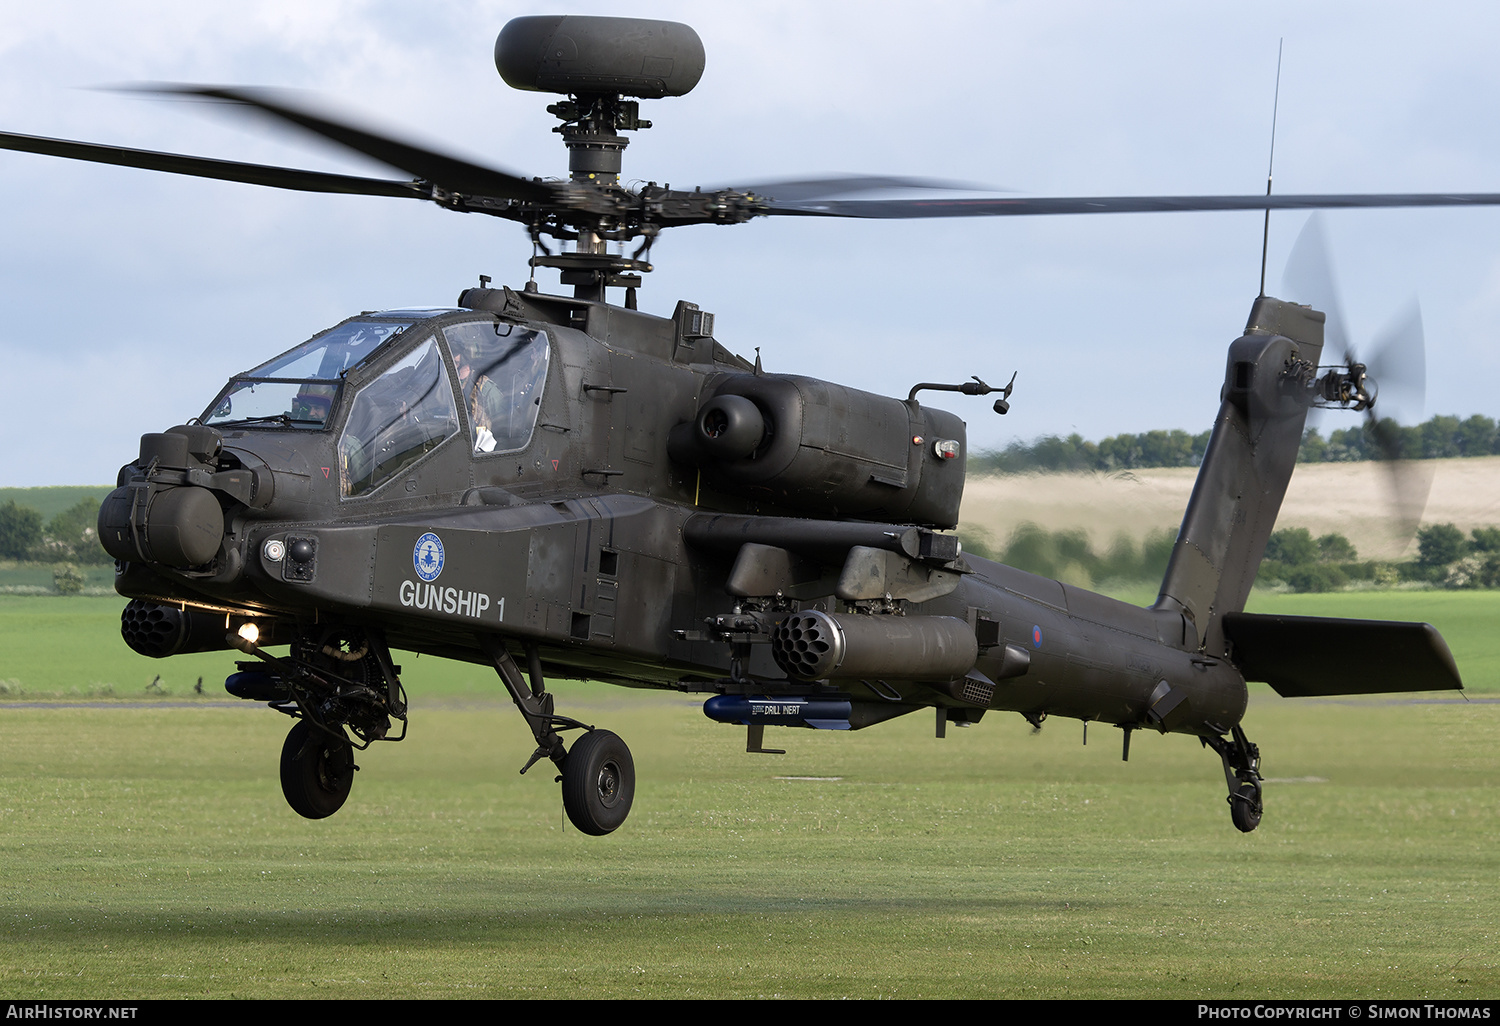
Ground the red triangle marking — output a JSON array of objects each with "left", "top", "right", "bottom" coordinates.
[
  {"left": 321, "top": 468, "right": 330, "bottom": 478},
  {"left": 551, "top": 460, "right": 559, "bottom": 470}
]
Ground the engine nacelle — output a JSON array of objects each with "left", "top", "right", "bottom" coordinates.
[{"left": 670, "top": 374, "right": 968, "bottom": 527}]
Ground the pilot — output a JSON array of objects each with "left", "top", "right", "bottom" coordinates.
[
  {"left": 452, "top": 347, "right": 502, "bottom": 452},
  {"left": 290, "top": 389, "right": 334, "bottom": 425}
]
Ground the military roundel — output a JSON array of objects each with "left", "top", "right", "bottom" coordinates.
[
  {"left": 414, "top": 532, "right": 445, "bottom": 582},
  {"left": 1032, "top": 625, "right": 1043, "bottom": 649}
]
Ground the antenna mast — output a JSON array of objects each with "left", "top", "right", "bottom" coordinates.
[{"left": 1259, "top": 38, "right": 1284, "bottom": 297}]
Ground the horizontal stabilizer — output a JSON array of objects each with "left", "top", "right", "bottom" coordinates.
[{"left": 1222, "top": 612, "right": 1462, "bottom": 697}]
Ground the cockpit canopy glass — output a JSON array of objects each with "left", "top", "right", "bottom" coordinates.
[
  {"left": 444, "top": 321, "right": 550, "bottom": 454},
  {"left": 203, "top": 319, "right": 414, "bottom": 429},
  {"left": 339, "top": 336, "right": 459, "bottom": 497}
]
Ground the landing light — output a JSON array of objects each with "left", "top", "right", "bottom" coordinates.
[{"left": 237, "top": 623, "right": 260, "bottom": 646}]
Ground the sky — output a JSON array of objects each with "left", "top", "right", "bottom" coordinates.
[{"left": 4, "top": 1, "right": 1500, "bottom": 486}]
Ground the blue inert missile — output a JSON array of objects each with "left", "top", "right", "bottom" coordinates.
[
  {"left": 224, "top": 670, "right": 289, "bottom": 701},
  {"left": 703, "top": 695, "right": 852, "bottom": 730}
]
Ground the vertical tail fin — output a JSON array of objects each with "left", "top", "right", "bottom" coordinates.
[{"left": 1155, "top": 296, "right": 1324, "bottom": 655}]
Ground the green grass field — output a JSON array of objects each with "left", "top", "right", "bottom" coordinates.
[
  {"left": 0, "top": 563, "right": 119, "bottom": 599},
  {"left": 1, "top": 589, "right": 1498, "bottom": 998},
  {"left": 5, "top": 587, "right": 1499, "bottom": 698},
  {"left": 1, "top": 692, "right": 1495, "bottom": 998}
]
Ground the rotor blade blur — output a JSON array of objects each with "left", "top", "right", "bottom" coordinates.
[
  {"left": 1279, "top": 217, "right": 1432, "bottom": 552},
  {"left": 761, "top": 192, "right": 1500, "bottom": 218},
  {"left": 1281, "top": 213, "right": 1347, "bottom": 437},
  {"left": 1364, "top": 304, "right": 1430, "bottom": 553},
  {"left": 1281, "top": 213, "right": 1350, "bottom": 361},
  {"left": 1365, "top": 300, "right": 1426, "bottom": 428},
  {"left": 0, "top": 129, "right": 425, "bottom": 198},
  {"left": 1373, "top": 446, "right": 1435, "bottom": 556},
  {"left": 135, "top": 85, "right": 553, "bottom": 204}
]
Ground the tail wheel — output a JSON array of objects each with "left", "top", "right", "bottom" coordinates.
[
  {"left": 1229, "top": 780, "right": 1263, "bottom": 833},
  {"left": 280, "top": 719, "right": 355, "bottom": 820},
  {"left": 560, "top": 729, "right": 635, "bottom": 835}
]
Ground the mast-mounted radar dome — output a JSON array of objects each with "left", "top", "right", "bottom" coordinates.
[{"left": 495, "top": 16, "right": 705, "bottom": 98}]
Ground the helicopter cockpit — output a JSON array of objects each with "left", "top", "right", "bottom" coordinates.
[
  {"left": 444, "top": 319, "right": 550, "bottom": 457},
  {"left": 204, "top": 316, "right": 416, "bottom": 431},
  {"left": 201, "top": 310, "right": 552, "bottom": 500}
]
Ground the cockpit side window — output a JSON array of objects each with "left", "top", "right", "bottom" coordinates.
[
  {"left": 338, "top": 336, "right": 458, "bottom": 497},
  {"left": 443, "top": 320, "right": 551, "bottom": 454}
]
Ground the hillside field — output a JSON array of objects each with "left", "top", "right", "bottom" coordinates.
[{"left": 961, "top": 455, "right": 1500, "bottom": 561}]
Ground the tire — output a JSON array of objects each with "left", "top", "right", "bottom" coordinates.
[
  {"left": 1229, "top": 780, "right": 1262, "bottom": 833},
  {"left": 561, "top": 729, "right": 634, "bottom": 836},
  {"left": 280, "top": 719, "right": 355, "bottom": 820}
]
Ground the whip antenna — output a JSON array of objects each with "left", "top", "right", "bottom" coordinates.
[{"left": 1259, "top": 38, "right": 1284, "bottom": 297}]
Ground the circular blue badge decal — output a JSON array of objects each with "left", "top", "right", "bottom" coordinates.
[
  {"left": 414, "top": 532, "right": 445, "bottom": 582},
  {"left": 1032, "top": 625, "right": 1043, "bottom": 648}
]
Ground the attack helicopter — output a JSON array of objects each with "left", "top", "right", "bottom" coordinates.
[{"left": 0, "top": 15, "right": 1475, "bottom": 835}]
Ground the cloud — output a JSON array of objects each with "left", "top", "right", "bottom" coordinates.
[{"left": 3, "top": 1, "right": 1500, "bottom": 484}]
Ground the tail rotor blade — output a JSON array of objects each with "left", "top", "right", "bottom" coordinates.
[
  {"left": 1282, "top": 218, "right": 1433, "bottom": 556},
  {"left": 1281, "top": 213, "right": 1348, "bottom": 436},
  {"left": 1373, "top": 446, "right": 1435, "bottom": 559},
  {"left": 1364, "top": 300, "right": 1425, "bottom": 429},
  {"left": 1281, "top": 213, "right": 1350, "bottom": 361},
  {"left": 1364, "top": 301, "right": 1431, "bottom": 552}
]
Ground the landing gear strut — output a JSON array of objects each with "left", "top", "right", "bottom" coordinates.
[
  {"left": 481, "top": 636, "right": 636, "bottom": 835},
  {"left": 225, "top": 624, "right": 407, "bottom": 821},
  {"left": 1206, "top": 724, "right": 1263, "bottom": 833}
]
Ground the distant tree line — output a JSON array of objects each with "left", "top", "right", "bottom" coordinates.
[
  {"left": 971, "top": 429, "right": 1212, "bottom": 474},
  {"left": 958, "top": 523, "right": 1178, "bottom": 589},
  {"left": 1297, "top": 414, "right": 1500, "bottom": 462},
  {"left": 963, "top": 520, "right": 1500, "bottom": 593},
  {"left": 971, "top": 414, "right": 1500, "bottom": 474},
  {"left": 0, "top": 498, "right": 111, "bottom": 566},
  {"left": 1258, "top": 523, "right": 1500, "bottom": 591}
]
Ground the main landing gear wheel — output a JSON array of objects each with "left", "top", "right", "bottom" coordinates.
[
  {"left": 280, "top": 718, "right": 356, "bottom": 820},
  {"left": 1206, "top": 725, "right": 1263, "bottom": 833},
  {"left": 561, "top": 729, "right": 634, "bottom": 835},
  {"left": 1229, "top": 780, "right": 1263, "bottom": 833}
]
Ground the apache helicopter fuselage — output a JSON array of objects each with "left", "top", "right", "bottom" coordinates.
[
  {"left": 94, "top": 277, "right": 1462, "bottom": 836},
  {"left": 105, "top": 280, "right": 1226, "bottom": 707},
  {"left": 2, "top": 15, "right": 1472, "bottom": 836}
]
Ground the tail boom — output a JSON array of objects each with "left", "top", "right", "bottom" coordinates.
[{"left": 1156, "top": 296, "right": 1324, "bottom": 656}]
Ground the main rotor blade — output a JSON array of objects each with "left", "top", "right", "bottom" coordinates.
[
  {"left": 0, "top": 129, "right": 425, "bottom": 198},
  {"left": 137, "top": 85, "right": 553, "bottom": 204},
  {"left": 714, "top": 174, "right": 995, "bottom": 203},
  {"left": 762, "top": 192, "right": 1500, "bottom": 218}
]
